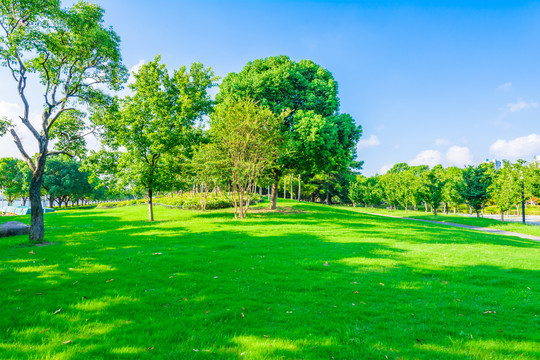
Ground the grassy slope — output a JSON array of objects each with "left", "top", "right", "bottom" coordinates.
[
  {"left": 348, "top": 207, "right": 540, "bottom": 238},
  {"left": 0, "top": 201, "right": 538, "bottom": 360}
]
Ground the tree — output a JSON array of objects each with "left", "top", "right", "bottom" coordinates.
[
  {"left": 489, "top": 161, "right": 520, "bottom": 222},
  {"left": 348, "top": 175, "right": 367, "bottom": 206},
  {"left": 0, "top": 157, "right": 25, "bottom": 204},
  {"left": 42, "top": 156, "right": 92, "bottom": 207},
  {"left": 209, "top": 98, "right": 285, "bottom": 219},
  {"left": 217, "top": 55, "right": 361, "bottom": 209},
  {"left": 421, "top": 165, "right": 446, "bottom": 215},
  {"left": 95, "top": 56, "right": 216, "bottom": 221},
  {"left": 0, "top": 1, "right": 127, "bottom": 242},
  {"left": 442, "top": 166, "right": 463, "bottom": 214},
  {"left": 457, "top": 164, "right": 493, "bottom": 217}
]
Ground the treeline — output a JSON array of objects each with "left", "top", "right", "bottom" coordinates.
[
  {"left": 0, "top": 156, "right": 122, "bottom": 208},
  {"left": 349, "top": 161, "right": 540, "bottom": 221}
]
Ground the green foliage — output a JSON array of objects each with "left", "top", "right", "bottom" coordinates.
[
  {"left": 421, "top": 165, "right": 447, "bottom": 215},
  {"left": 94, "top": 56, "right": 217, "bottom": 221},
  {"left": 209, "top": 98, "right": 283, "bottom": 218},
  {"left": 489, "top": 161, "right": 521, "bottom": 218},
  {"left": 457, "top": 164, "right": 493, "bottom": 217},
  {"left": 0, "top": 157, "right": 26, "bottom": 204},
  {"left": 42, "top": 156, "right": 93, "bottom": 206},
  {"left": 217, "top": 56, "right": 361, "bottom": 200}
]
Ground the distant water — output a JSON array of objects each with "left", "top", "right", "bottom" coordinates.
[{"left": 0, "top": 199, "right": 49, "bottom": 208}]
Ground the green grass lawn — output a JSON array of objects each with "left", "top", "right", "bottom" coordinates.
[
  {"left": 0, "top": 200, "right": 538, "bottom": 359},
  {"left": 349, "top": 206, "right": 540, "bottom": 238}
]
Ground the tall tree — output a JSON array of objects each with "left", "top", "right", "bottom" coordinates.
[
  {"left": 421, "top": 165, "right": 446, "bottom": 215},
  {"left": 209, "top": 98, "right": 285, "bottom": 219},
  {"left": 489, "top": 161, "right": 520, "bottom": 222},
  {"left": 217, "top": 55, "right": 361, "bottom": 209},
  {"left": 0, "top": 0, "right": 127, "bottom": 242},
  {"left": 442, "top": 166, "right": 463, "bottom": 214},
  {"left": 457, "top": 164, "right": 493, "bottom": 217},
  {"left": 95, "top": 56, "right": 216, "bottom": 221}
]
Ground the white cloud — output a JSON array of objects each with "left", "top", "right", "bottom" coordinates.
[
  {"left": 507, "top": 98, "right": 538, "bottom": 112},
  {"left": 434, "top": 138, "right": 450, "bottom": 147},
  {"left": 409, "top": 150, "right": 442, "bottom": 167},
  {"left": 497, "top": 82, "right": 512, "bottom": 91},
  {"left": 489, "top": 133, "right": 540, "bottom": 158},
  {"left": 0, "top": 101, "right": 21, "bottom": 121},
  {"left": 127, "top": 60, "right": 146, "bottom": 84},
  {"left": 446, "top": 146, "right": 473, "bottom": 166},
  {"left": 379, "top": 164, "right": 393, "bottom": 175},
  {"left": 357, "top": 134, "right": 380, "bottom": 150}
]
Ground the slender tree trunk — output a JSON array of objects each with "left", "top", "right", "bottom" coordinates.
[
  {"left": 325, "top": 180, "right": 330, "bottom": 205},
  {"left": 284, "top": 176, "right": 286, "bottom": 199},
  {"left": 148, "top": 187, "right": 154, "bottom": 222},
  {"left": 298, "top": 174, "right": 301, "bottom": 201},
  {"left": 424, "top": 203, "right": 428, "bottom": 212},
  {"left": 270, "top": 172, "right": 279, "bottom": 210},
  {"left": 29, "top": 172, "right": 45, "bottom": 243},
  {"left": 239, "top": 190, "right": 244, "bottom": 219},
  {"left": 454, "top": 207, "right": 456, "bottom": 215},
  {"left": 500, "top": 210, "right": 505, "bottom": 222},
  {"left": 290, "top": 173, "right": 294, "bottom": 200}
]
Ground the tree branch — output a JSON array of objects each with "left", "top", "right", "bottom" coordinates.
[{"left": 9, "top": 128, "right": 35, "bottom": 172}]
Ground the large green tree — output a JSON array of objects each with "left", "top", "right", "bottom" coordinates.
[
  {"left": 489, "top": 161, "right": 521, "bottom": 222},
  {"left": 95, "top": 56, "right": 216, "bottom": 221},
  {"left": 217, "top": 55, "right": 361, "bottom": 209},
  {"left": 209, "top": 98, "right": 284, "bottom": 218},
  {"left": 0, "top": 0, "right": 127, "bottom": 242},
  {"left": 421, "top": 165, "right": 447, "bottom": 215},
  {"left": 0, "top": 157, "right": 26, "bottom": 204},
  {"left": 457, "top": 164, "right": 493, "bottom": 217}
]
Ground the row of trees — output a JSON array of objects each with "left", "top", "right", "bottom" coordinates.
[
  {"left": 0, "top": 156, "right": 119, "bottom": 208},
  {"left": 0, "top": 1, "right": 362, "bottom": 241},
  {"left": 349, "top": 161, "right": 540, "bottom": 221}
]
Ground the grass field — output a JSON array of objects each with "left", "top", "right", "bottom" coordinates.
[
  {"left": 348, "top": 207, "right": 540, "bottom": 238},
  {"left": 0, "top": 200, "right": 538, "bottom": 359}
]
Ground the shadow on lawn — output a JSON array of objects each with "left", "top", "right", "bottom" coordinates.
[{"left": 0, "top": 205, "right": 538, "bottom": 359}]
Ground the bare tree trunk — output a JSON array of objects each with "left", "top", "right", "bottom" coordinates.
[
  {"left": 270, "top": 172, "right": 279, "bottom": 210},
  {"left": 284, "top": 176, "right": 286, "bottom": 199},
  {"left": 29, "top": 170, "right": 46, "bottom": 242},
  {"left": 148, "top": 188, "right": 154, "bottom": 222},
  {"left": 290, "top": 173, "right": 294, "bottom": 200},
  {"left": 424, "top": 203, "right": 428, "bottom": 212},
  {"left": 298, "top": 174, "right": 301, "bottom": 201},
  {"left": 325, "top": 180, "right": 330, "bottom": 205},
  {"left": 239, "top": 190, "right": 244, "bottom": 219},
  {"left": 500, "top": 210, "right": 505, "bottom": 222}
]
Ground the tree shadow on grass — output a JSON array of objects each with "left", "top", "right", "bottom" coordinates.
[{"left": 0, "top": 206, "right": 538, "bottom": 359}]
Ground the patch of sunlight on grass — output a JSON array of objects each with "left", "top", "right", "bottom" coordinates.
[
  {"left": 233, "top": 335, "right": 299, "bottom": 357},
  {"left": 110, "top": 346, "right": 145, "bottom": 354},
  {"left": 4, "top": 259, "right": 34, "bottom": 264},
  {"left": 422, "top": 339, "right": 539, "bottom": 358},
  {"left": 69, "top": 264, "right": 116, "bottom": 274},
  {"left": 394, "top": 281, "right": 424, "bottom": 290},
  {"left": 72, "top": 296, "right": 136, "bottom": 312}
]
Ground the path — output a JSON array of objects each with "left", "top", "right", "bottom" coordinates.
[{"left": 363, "top": 212, "right": 540, "bottom": 242}]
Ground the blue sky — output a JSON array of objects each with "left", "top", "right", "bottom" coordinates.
[{"left": 1, "top": 0, "right": 539, "bottom": 175}]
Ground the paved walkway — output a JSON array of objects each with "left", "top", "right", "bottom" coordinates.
[{"left": 364, "top": 212, "right": 540, "bottom": 242}]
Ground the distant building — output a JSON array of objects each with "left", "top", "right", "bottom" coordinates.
[{"left": 485, "top": 158, "right": 502, "bottom": 171}]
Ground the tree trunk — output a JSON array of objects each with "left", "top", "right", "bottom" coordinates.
[
  {"left": 29, "top": 174, "right": 45, "bottom": 243},
  {"left": 500, "top": 210, "right": 505, "bottom": 222},
  {"left": 298, "top": 174, "right": 301, "bottom": 201},
  {"left": 325, "top": 180, "right": 330, "bottom": 205},
  {"left": 270, "top": 173, "right": 279, "bottom": 210},
  {"left": 424, "top": 203, "right": 428, "bottom": 212},
  {"left": 148, "top": 188, "right": 154, "bottom": 222},
  {"left": 290, "top": 173, "right": 294, "bottom": 200},
  {"left": 283, "top": 176, "right": 286, "bottom": 199}
]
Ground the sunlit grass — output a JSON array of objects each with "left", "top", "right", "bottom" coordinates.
[
  {"left": 349, "top": 206, "right": 540, "bottom": 237},
  {"left": 0, "top": 200, "right": 538, "bottom": 359}
]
